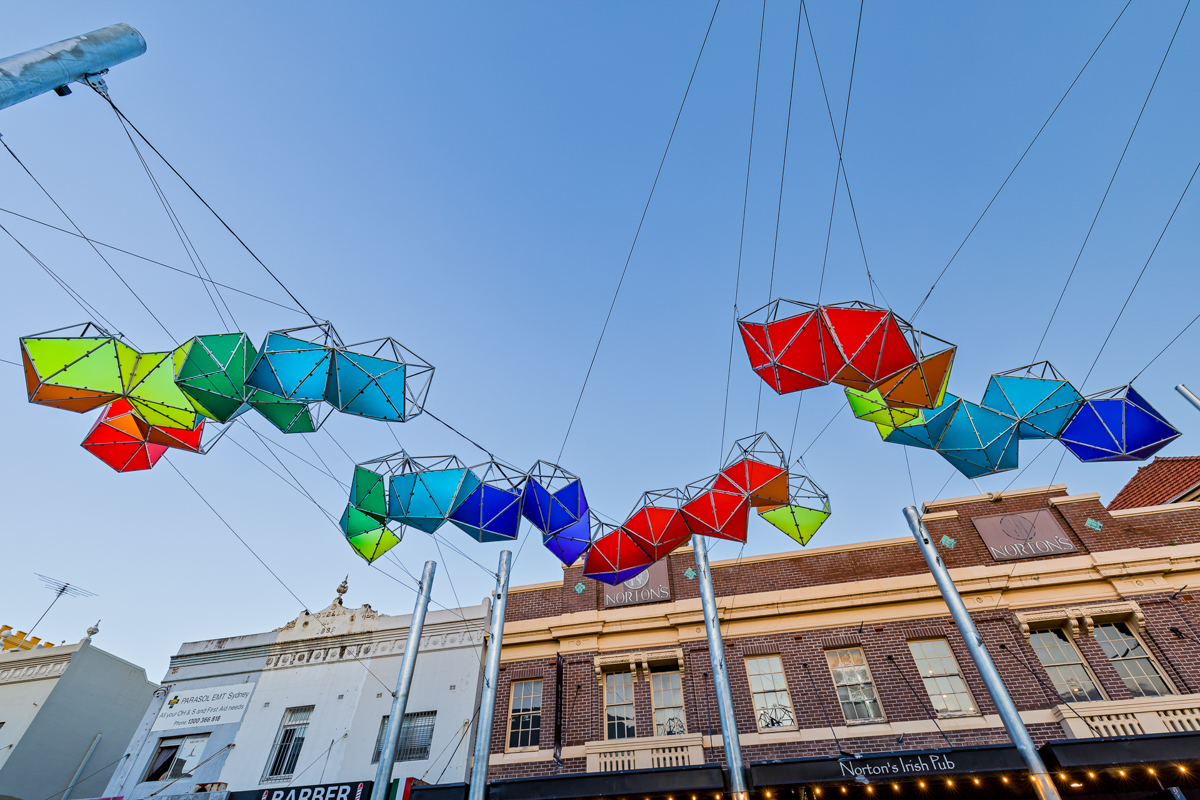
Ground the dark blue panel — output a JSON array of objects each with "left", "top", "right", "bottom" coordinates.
[
  {"left": 1124, "top": 403, "right": 1179, "bottom": 454},
  {"left": 521, "top": 480, "right": 553, "bottom": 532},
  {"left": 1060, "top": 403, "right": 1119, "bottom": 453},
  {"left": 555, "top": 480, "right": 588, "bottom": 518},
  {"left": 546, "top": 496, "right": 581, "bottom": 535}
]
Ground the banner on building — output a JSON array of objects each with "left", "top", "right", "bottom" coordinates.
[
  {"left": 231, "top": 782, "right": 373, "bottom": 800},
  {"left": 151, "top": 683, "right": 254, "bottom": 731}
]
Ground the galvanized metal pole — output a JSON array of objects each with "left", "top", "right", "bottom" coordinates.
[
  {"left": 374, "top": 560, "right": 436, "bottom": 799},
  {"left": 692, "top": 533, "right": 748, "bottom": 799},
  {"left": 1176, "top": 385, "right": 1200, "bottom": 414},
  {"left": 0, "top": 24, "right": 146, "bottom": 112},
  {"left": 902, "top": 507, "right": 1060, "bottom": 800},
  {"left": 467, "top": 550, "right": 511, "bottom": 800}
]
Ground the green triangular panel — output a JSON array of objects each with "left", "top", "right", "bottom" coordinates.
[
  {"left": 759, "top": 504, "right": 830, "bottom": 546},
  {"left": 352, "top": 467, "right": 388, "bottom": 516}
]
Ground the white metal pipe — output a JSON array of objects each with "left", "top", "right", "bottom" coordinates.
[
  {"left": 692, "top": 533, "right": 748, "bottom": 799},
  {"left": 0, "top": 24, "right": 146, "bottom": 112},
  {"left": 61, "top": 732, "right": 101, "bottom": 800},
  {"left": 902, "top": 507, "right": 1060, "bottom": 800},
  {"left": 1175, "top": 384, "right": 1200, "bottom": 414},
  {"left": 467, "top": 550, "right": 511, "bottom": 800},
  {"left": 374, "top": 560, "right": 436, "bottom": 798}
]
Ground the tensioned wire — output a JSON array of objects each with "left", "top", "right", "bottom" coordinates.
[{"left": 908, "top": 0, "right": 1134, "bottom": 323}]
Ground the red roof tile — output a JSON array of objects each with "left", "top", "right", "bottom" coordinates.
[{"left": 1108, "top": 455, "right": 1200, "bottom": 510}]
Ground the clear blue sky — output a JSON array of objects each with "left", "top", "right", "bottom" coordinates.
[{"left": 2, "top": 2, "right": 1197, "bottom": 680}]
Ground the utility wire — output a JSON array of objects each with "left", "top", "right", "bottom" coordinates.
[
  {"left": 3, "top": 138, "right": 176, "bottom": 343},
  {"left": 909, "top": 0, "right": 1134, "bottom": 321},
  {"left": 817, "top": 0, "right": 864, "bottom": 304},
  {"left": 1080, "top": 156, "right": 1200, "bottom": 389},
  {"left": 557, "top": 0, "right": 722, "bottom": 463},
  {"left": 0, "top": 207, "right": 304, "bottom": 314},
  {"left": 1032, "top": 0, "right": 1191, "bottom": 362},
  {"left": 719, "top": 0, "right": 767, "bottom": 466},
  {"left": 94, "top": 92, "right": 323, "bottom": 326}
]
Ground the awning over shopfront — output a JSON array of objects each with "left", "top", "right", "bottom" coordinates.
[
  {"left": 751, "top": 744, "right": 1026, "bottom": 787},
  {"left": 485, "top": 763, "right": 725, "bottom": 800},
  {"left": 1041, "top": 731, "right": 1200, "bottom": 769}
]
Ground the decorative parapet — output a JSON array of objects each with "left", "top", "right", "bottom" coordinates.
[
  {"left": 1014, "top": 600, "right": 1145, "bottom": 639},
  {"left": 584, "top": 733, "right": 704, "bottom": 773},
  {"left": 0, "top": 652, "right": 72, "bottom": 684},
  {"left": 1052, "top": 694, "right": 1200, "bottom": 739},
  {"left": 264, "top": 624, "right": 485, "bottom": 670}
]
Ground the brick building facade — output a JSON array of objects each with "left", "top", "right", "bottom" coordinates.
[{"left": 474, "top": 483, "right": 1200, "bottom": 798}]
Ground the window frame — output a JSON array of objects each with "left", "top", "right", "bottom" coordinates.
[
  {"left": 261, "top": 705, "right": 314, "bottom": 783},
  {"left": 505, "top": 678, "right": 543, "bottom": 752},
  {"left": 744, "top": 654, "right": 797, "bottom": 732},
  {"left": 649, "top": 668, "right": 686, "bottom": 737},
  {"left": 372, "top": 710, "right": 438, "bottom": 763},
  {"left": 1091, "top": 621, "right": 1175, "bottom": 698},
  {"left": 906, "top": 638, "right": 980, "bottom": 718},
  {"left": 141, "top": 734, "right": 210, "bottom": 783},
  {"left": 1027, "top": 626, "right": 1106, "bottom": 704},
  {"left": 824, "top": 646, "right": 886, "bottom": 724},
  {"left": 603, "top": 670, "right": 636, "bottom": 741}
]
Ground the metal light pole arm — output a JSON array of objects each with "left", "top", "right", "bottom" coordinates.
[
  {"left": 691, "top": 533, "right": 748, "bottom": 798},
  {"left": 1176, "top": 385, "right": 1200, "bottom": 414},
  {"left": 374, "top": 560, "right": 437, "bottom": 798},
  {"left": 467, "top": 550, "right": 512, "bottom": 800},
  {"left": 902, "top": 507, "right": 1061, "bottom": 800},
  {"left": 1, "top": 24, "right": 146, "bottom": 112}
]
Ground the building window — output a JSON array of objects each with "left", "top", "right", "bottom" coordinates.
[
  {"left": 508, "top": 679, "right": 542, "bottom": 749},
  {"left": 907, "top": 639, "right": 978, "bottom": 716},
  {"left": 605, "top": 671, "right": 635, "bottom": 740},
  {"left": 372, "top": 711, "right": 437, "bottom": 763},
  {"left": 143, "top": 734, "right": 209, "bottom": 782},
  {"left": 262, "top": 705, "right": 313, "bottom": 781},
  {"left": 1092, "top": 622, "right": 1172, "bottom": 698},
  {"left": 1028, "top": 629, "right": 1103, "bottom": 702},
  {"left": 651, "top": 670, "right": 685, "bottom": 736},
  {"left": 745, "top": 655, "right": 795, "bottom": 730},
  {"left": 826, "top": 648, "right": 884, "bottom": 722}
]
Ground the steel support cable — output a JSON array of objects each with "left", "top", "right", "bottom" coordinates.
[
  {"left": 1080, "top": 156, "right": 1200, "bottom": 388},
  {"left": 719, "top": 0, "right": 768, "bottom": 465},
  {"left": 556, "top": 0, "right": 722, "bottom": 464},
  {"left": 817, "top": 0, "right": 864, "bottom": 305},
  {"left": 3, "top": 139, "right": 176, "bottom": 343},
  {"left": 1031, "top": 0, "right": 1191, "bottom": 363},
  {"left": 0, "top": 221, "right": 120, "bottom": 333},
  {"left": 0, "top": 207, "right": 304, "bottom": 314},
  {"left": 94, "top": 92, "right": 324, "bottom": 327},
  {"left": 801, "top": 3, "right": 886, "bottom": 308},
  {"left": 909, "top": 0, "right": 1134, "bottom": 322},
  {"left": 112, "top": 110, "right": 237, "bottom": 331},
  {"left": 754, "top": 0, "right": 806, "bottom": 432},
  {"left": 165, "top": 457, "right": 309, "bottom": 609}
]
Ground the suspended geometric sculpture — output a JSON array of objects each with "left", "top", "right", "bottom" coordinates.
[
  {"left": 245, "top": 323, "right": 340, "bottom": 402},
  {"left": 821, "top": 302, "right": 917, "bottom": 392},
  {"left": 981, "top": 362, "right": 1082, "bottom": 441},
  {"left": 326, "top": 337, "right": 434, "bottom": 422},
  {"left": 21, "top": 324, "right": 129, "bottom": 413},
  {"left": 715, "top": 432, "right": 789, "bottom": 507},
  {"left": 339, "top": 465, "right": 402, "bottom": 563},
  {"left": 243, "top": 389, "right": 325, "bottom": 434},
  {"left": 583, "top": 513, "right": 654, "bottom": 585},
  {"left": 758, "top": 472, "right": 831, "bottom": 546},
  {"left": 79, "top": 398, "right": 204, "bottom": 472},
  {"left": 930, "top": 397, "right": 1019, "bottom": 479},
  {"left": 522, "top": 461, "right": 591, "bottom": 566},
  {"left": 846, "top": 387, "right": 923, "bottom": 429},
  {"left": 1059, "top": 386, "right": 1180, "bottom": 463},
  {"left": 873, "top": 327, "right": 955, "bottom": 410},
  {"left": 384, "top": 453, "right": 480, "bottom": 534},
  {"left": 448, "top": 460, "right": 526, "bottom": 543},
  {"left": 682, "top": 472, "right": 750, "bottom": 543},
  {"left": 122, "top": 346, "right": 202, "bottom": 429},
  {"left": 621, "top": 488, "right": 693, "bottom": 560},
  {"left": 739, "top": 300, "right": 843, "bottom": 394},
  {"left": 174, "top": 333, "right": 258, "bottom": 423}
]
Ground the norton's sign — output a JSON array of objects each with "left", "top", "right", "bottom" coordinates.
[
  {"left": 750, "top": 745, "right": 1026, "bottom": 785},
  {"left": 603, "top": 560, "right": 670, "bottom": 608},
  {"left": 971, "top": 509, "right": 1077, "bottom": 562}
]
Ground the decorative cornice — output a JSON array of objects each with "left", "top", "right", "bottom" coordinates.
[
  {"left": 1014, "top": 600, "right": 1144, "bottom": 638},
  {"left": 0, "top": 651, "right": 72, "bottom": 685},
  {"left": 1048, "top": 493, "right": 1102, "bottom": 506},
  {"left": 264, "top": 621, "right": 485, "bottom": 670},
  {"left": 1110, "top": 501, "right": 1200, "bottom": 518}
]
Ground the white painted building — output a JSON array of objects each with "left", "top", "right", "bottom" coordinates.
[
  {"left": 0, "top": 628, "right": 158, "bottom": 800},
  {"left": 103, "top": 583, "right": 489, "bottom": 800}
]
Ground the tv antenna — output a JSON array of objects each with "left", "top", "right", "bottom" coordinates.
[{"left": 29, "top": 574, "right": 97, "bottom": 639}]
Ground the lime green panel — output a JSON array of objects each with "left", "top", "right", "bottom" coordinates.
[
  {"left": 24, "top": 338, "right": 125, "bottom": 393},
  {"left": 345, "top": 526, "right": 401, "bottom": 563},
  {"left": 759, "top": 504, "right": 830, "bottom": 546},
  {"left": 847, "top": 387, "right": 921, "bottom": 427},
  {"left": 116, "top": 340, "right": 140, "bottom": 389},
  {"left": 22, "top": 338, "right": 113, "bottom": 383}
]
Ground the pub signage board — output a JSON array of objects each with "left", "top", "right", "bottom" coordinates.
[
  {"left": 231, "top": 781, "right": 373, "bottom": 800},
  {"left": 603, "top": 559, "right": 670, "bottom": 608},
  {"left": 751, "top": 745, "right": 1025, "bottom": 785},
  {"left": 971, "top": 509, "right": 1077, "bottom": 562}
]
